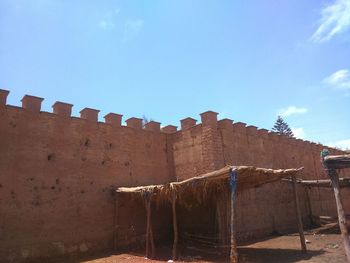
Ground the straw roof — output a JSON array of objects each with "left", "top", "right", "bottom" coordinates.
[
  {"left": 116, "top": 166, "right": 303, "bottom": 202},
  {"left": 324, "top": 154, "right": 350, "bottom": 169}
]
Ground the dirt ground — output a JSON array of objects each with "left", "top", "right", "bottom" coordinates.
[
  {"left": 63, "top": 226, "right": 347, "bottom": 263},
  {"left": 80, "top": 236, "right": 346, "bottom": 262}
]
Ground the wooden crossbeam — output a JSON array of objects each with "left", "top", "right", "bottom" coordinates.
[
  {"left": 282, "top": 178, "right": 350, "bottom": 188},
  {"left": 324, "top": 154, "right": 350, "bottom": 169}
]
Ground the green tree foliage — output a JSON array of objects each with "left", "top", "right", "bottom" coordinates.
[{"left": 272, "top": 116, "right": 294, "bottom": 137}]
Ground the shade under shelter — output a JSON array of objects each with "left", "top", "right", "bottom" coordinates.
[{"left": 115, "top": 165, "right": 306, "bottom": 262}]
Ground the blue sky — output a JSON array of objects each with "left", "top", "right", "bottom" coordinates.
[{"left": 0, "top": 0, "right": 349, "bottom": 149}]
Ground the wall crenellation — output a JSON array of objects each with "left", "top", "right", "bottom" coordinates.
[
  {"left": 218, "top": 118, "right": 233, "bottom": 130},
  {"left": 180, "top": 117, "right": 197, "bottom": 130},
  {"left": 0, "top": 89, "right": 342, "bottom": 152},
  {"left": 0, "top": 89, "right": 10, "bottom": 106},
  {"left": 257, "top": 128, "right": 269, "bottom": 139},
  {"left": 53, "top": 101, "right": 73, "bottom": 117},
  {"left": 144, "top": 121, "right": 161, "bottom": 132},
  {"left": 80, "top": 108, "right": 100, "bottom": 122},
  {"left": 104, "top": 113, "right": 123, "bottom": 126},
  {"left": 161, "top": 125, "right": 177, "bottom": 133},
  {"left": 246, "top": 125, "right": 258, "bottom": 136}
]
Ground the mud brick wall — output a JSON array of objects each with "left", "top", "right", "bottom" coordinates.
[
  {"left": 0, "top": 91, "right": 174, "bottom": 262},
  {"left": 0, "top": 89, "right": 348, "bottom": 262},
  {"left": 171, "top": 112, "right": 347, "bottom": 241}
]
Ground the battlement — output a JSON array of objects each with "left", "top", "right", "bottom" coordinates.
[
  {"left": 0, "top": 89, "right": 10, "bottom": 107},
  {"left": 0, "top": 89, "right": 338, "bottom": 151}
]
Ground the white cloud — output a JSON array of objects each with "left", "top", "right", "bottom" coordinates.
[
  {"left": 98, "top": 20, "right": 115, "bottom": 30},
  {"left": 278, "top": 106, "right": 308, "bottom": 117},
  {"left": 123, "top": 19, "right": 144, "bottom": 42},
  {"left": 311, "top": 0, "right": 350, "bottom": 42},
  {"left": 327, "top": 138, "right": 350, "bottom": 150},
  {"left": 97, "top": 8, "right": 120, "bottom": 30},
  {"left": 323, "top": 69, "right": 350, "bottom": 90},
  {"left": 291, "top": 127, "right": 306, "bottom": 139}
]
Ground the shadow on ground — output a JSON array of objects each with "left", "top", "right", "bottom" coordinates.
[{"left": 237, "top": 247, "right": 324, "bottom": 263}]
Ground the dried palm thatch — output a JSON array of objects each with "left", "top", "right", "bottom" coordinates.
[{"left": 116, "top": 166, "right": 303, "bottom": 204}]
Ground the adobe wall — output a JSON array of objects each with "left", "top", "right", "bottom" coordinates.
[
  {"left": 171, "top": 111, "right": 347, "bottom": 241},
  {"left": 0, "top": 89, "right": 348, "bottom": 262},
  {"left": 0, "top": 91, "right": 174, "bottom": 262}
]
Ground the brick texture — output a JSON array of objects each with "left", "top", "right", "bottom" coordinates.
[{"left": 0, "top": 99, "right": 348, "bottom": 262}]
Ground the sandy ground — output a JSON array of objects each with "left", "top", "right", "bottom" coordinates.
[
  {"left": 53, "top": 225, "right": 347, "bottom": 263},
  {"left": 78, "top": 234, "right": 346, "bottom": 262}
]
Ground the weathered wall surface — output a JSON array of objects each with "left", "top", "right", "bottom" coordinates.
[
  {"left": 0, "top": 89, "right": 348, "bottom": 262},
  {"left": 171, "top": 112, "right": 347, "bottom": 241},
  {"left": 0, "top": 92, "right": 174, "bottom": 262}
]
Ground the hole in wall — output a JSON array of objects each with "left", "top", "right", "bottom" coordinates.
[
  {"left": 47, "top": 153, "right": 55, "bottom": 161},
  {"left": 84, "top": 139, "right": 90, "bottom": 147}
]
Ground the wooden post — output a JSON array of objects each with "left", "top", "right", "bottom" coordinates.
[
  {"left": 172, "top": 190, "right": 178, "bottom": 261},
  {"left": 305, "top": 187, "right": 314, "bottom": 226},
  {"left": 230, "top": 169, "right": 238, "bottom": 263},
  {"left": 145, "top": 195, "right": 152, "bottom": 258},
  {"left": 321, "top": 152, "right": 350, "bottom": 262},
  {"left": 150, "top": 220, "right": 155, "bottom": 258},
  {"left": 113, "top": 192, "right": 119, "bottom": 251},
  {"left": 327, "top": 169, "right": 350, "bottom": 262},
  {"left": 292, "top": 175, "right": 307, "bottom": 253}
]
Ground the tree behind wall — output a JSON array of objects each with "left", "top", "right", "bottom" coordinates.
[
  {"left": 272, "top": 116, "right": 294, "bottom": 137},
  {"left": 142, "top": 115, "right": 153, "bottom": 128}
]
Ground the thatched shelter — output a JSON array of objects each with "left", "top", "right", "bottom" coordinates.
[
  {"left": 114, "top": 165, "right": 305, "bottom": 262},
  {"left": 321, "top": 153, "right": 350, "bottom": 261}
]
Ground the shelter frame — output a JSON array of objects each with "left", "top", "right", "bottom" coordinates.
[
  {"left": 115, "top": 165, "right": 307, "bottom": 262},
  {"left": 321, "top": 153, "right": 350, "bottom": 262}
]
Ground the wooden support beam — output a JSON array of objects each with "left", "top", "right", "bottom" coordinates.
[
  {"left": 230, "top": 169, "right": 238, "bottom": 263},
  {"left": 283, "top": 178, "right": 350, "bottom": 188},
  {"left": 172, "top": 190, "right": 178, "bottom": 261},
  {"left": 292, "top": 175, "right": 307, "bottom": 253},
  {"left": 321, "top": 151, "right": 350, "bottom": 262},
  {"left": 145, "top": 195, "right": 152, "bottom": 258},
  {"left": 150, "top": 216, "right": 155, "bottom": 258},
  {"left": 327, "top": 169, "right": 350, "bottom": 262},
  {"left": 305, "top": 188, "right": 314, "bottom": 226},
  {"left": 113, "top": 192, "right": 119, "bottom": 251}
]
